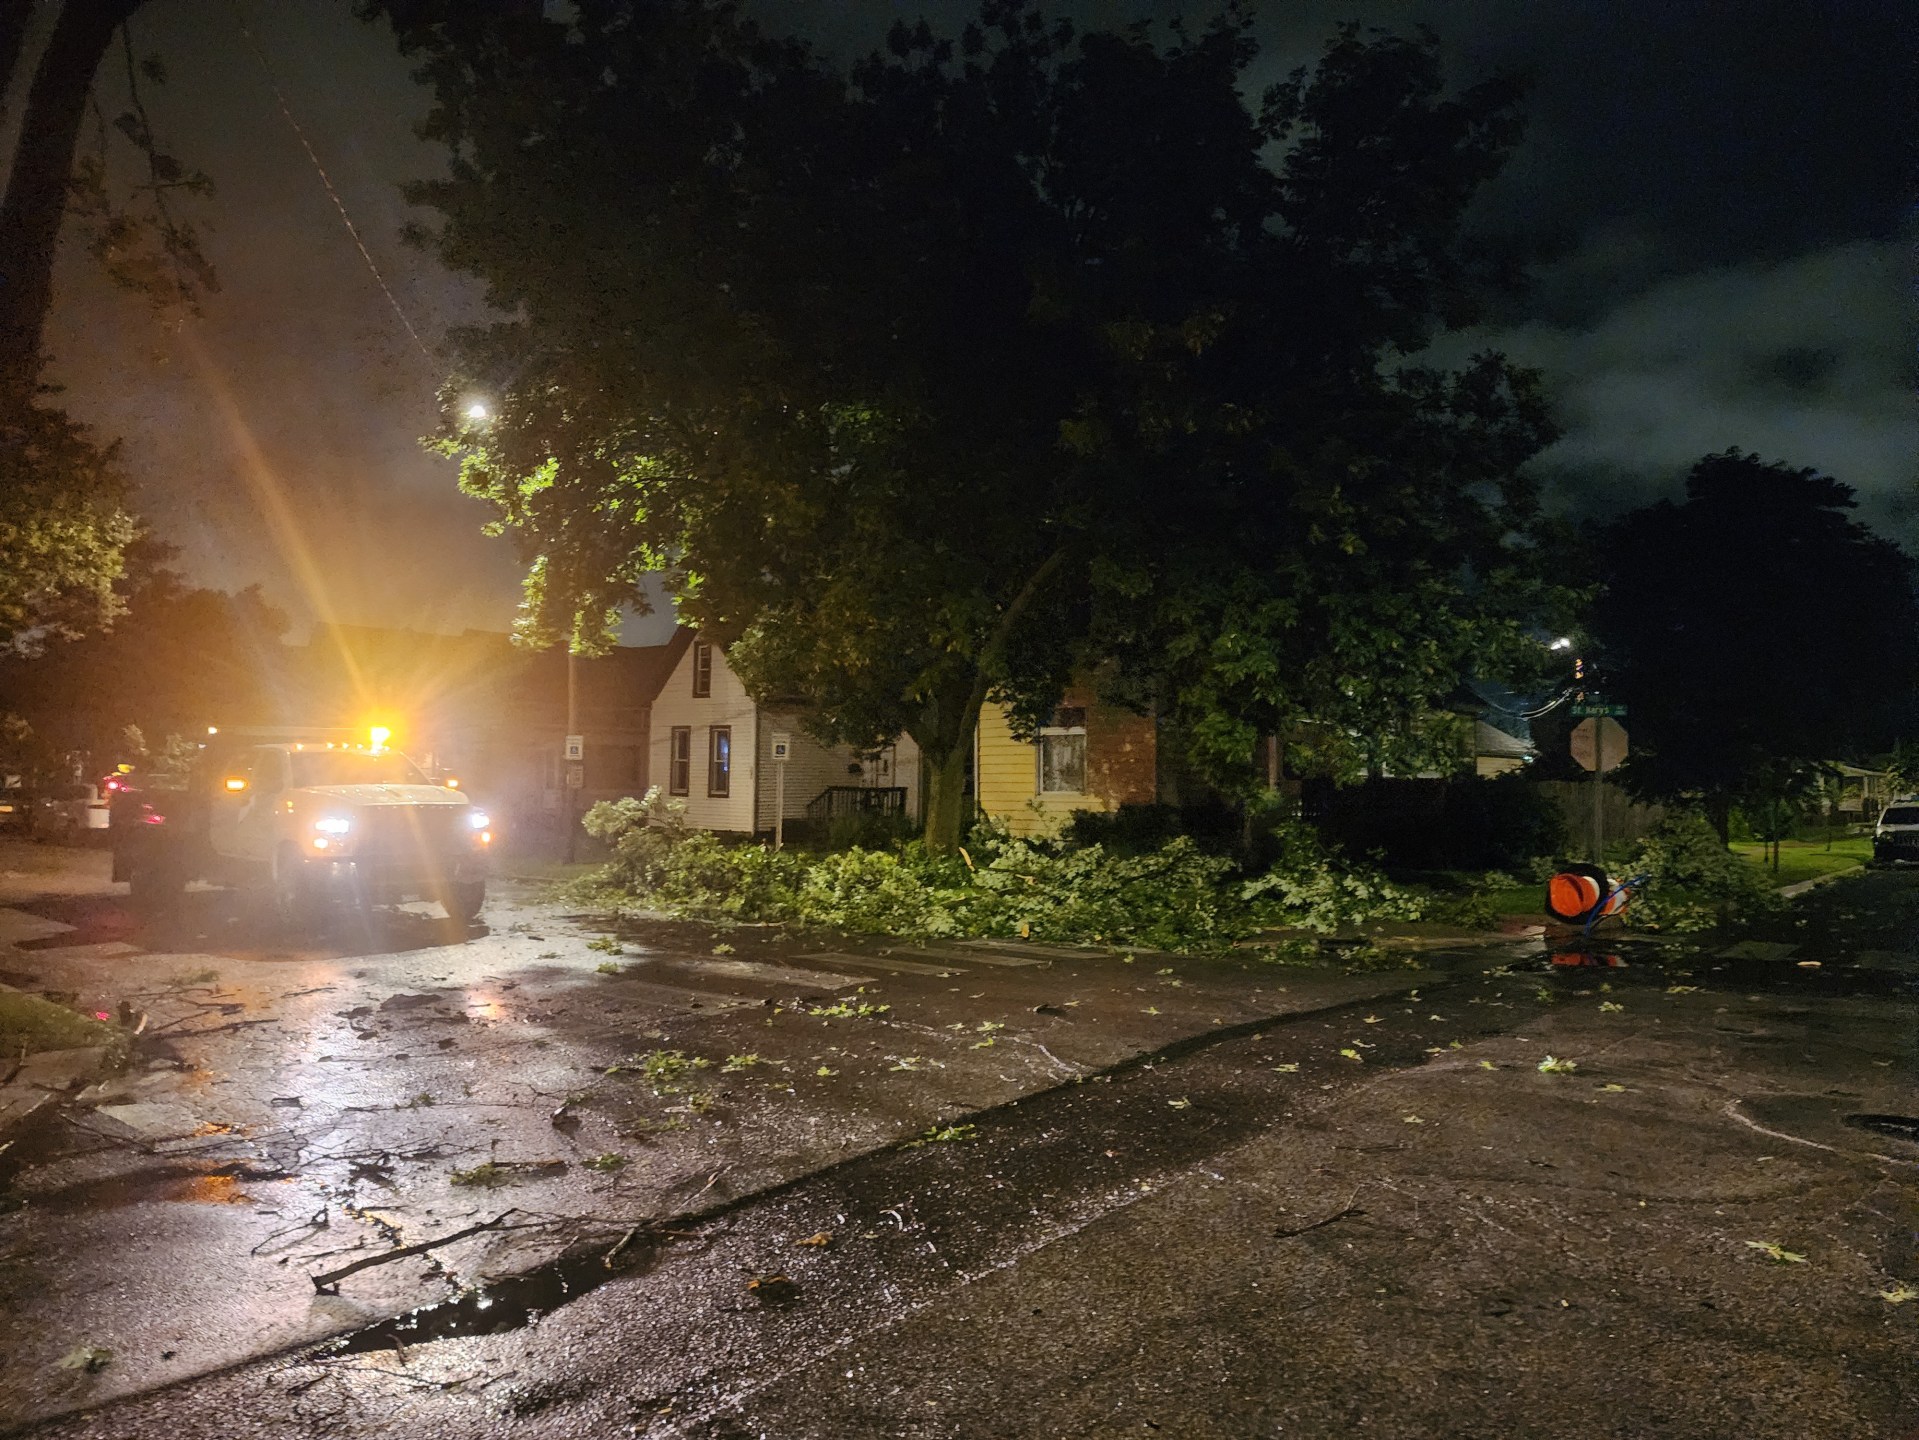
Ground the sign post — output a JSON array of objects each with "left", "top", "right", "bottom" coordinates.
[
  {"left": 770, "top": 733, "right": 791, "bottom": 850},
  {"left": 1571, "top": 710, "right": 1628, "bottom": 865}
]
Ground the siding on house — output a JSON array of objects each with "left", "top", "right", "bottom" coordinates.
[
  {"left": 646, "top": 638, "right": 759, "bottom": 832},
  {"left": 975, "top": 689, "right": 1155, "bottom": 836},
  {"left": 754, "top": 713, "right": 857, "bottom": 824},
  {"left": 647, "top": 636, "right": 925, "bottom": 834},
  {"left": 749, "top": 714, "right": 924, "bottom": 826}
]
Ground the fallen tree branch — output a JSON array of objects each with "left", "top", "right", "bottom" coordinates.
[
  {"left": 1273, "top": 1205, "right": 1366, "bottom": 1240},
  {"left": 310, "top": 1211, "right": 537, "bottom": 1293}
]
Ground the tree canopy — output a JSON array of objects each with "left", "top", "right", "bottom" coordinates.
[
  {"left": 1592, "top": 450, "right": 1919, "bottom": 837},
  {"left": 0, "top": 541, "right": 289, "bottom": 769},
  {"left": 377, "top": 0, "right": 1570, "bottom": 847},
  {"left": 0, "top": 0, "right": 214, "bottom": 652}
]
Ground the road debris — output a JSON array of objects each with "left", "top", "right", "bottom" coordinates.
[
  {"left": 55, "top": 1345, "right": 112, "bottom": 1374},
  {"left": 310, "top": 1211, "right": 531, "bottom": 1293},
  {"left": 747, "top": 1274, "right": 799, "bottom": 1306}
]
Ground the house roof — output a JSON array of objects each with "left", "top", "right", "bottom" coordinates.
[{"left": 1474, "top": 719, "right": 1534, "bottom": 759}]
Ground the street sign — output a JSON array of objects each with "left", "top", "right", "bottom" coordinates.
[
  {"left": 1571, "top": 717, "right": 1627, "bottom": 773},
  {"left": 565, "top": 763, "right": 585, "bottom": 789},
  {"left": 1569, "top": 701, "right": 1627, "bottom": 718},
  {"left": 563, "top": 734, "right": 584, "bottom": 761},
  {"left": 770, "top": 732, "right": 791, "bottom": 762}
]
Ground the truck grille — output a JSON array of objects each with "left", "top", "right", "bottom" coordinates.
[{"left": 354, "top": 807, "right": 466, "bottom": 868}]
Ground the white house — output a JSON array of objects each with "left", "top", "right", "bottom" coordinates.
[{"left": 645, "top": 631, "right": 920, "bottom": 834}]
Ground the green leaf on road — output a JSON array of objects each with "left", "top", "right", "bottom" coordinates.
[{"left": 1744, "top": 1240, "right": 1807, "bottom": 1264}]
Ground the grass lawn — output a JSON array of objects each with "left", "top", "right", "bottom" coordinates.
[
  {"left": 499, "top": 858, "right": 604, "bottom": 886},
  {"left": 1478, "top": 884, "right": 1548, "bottom": 917},
  {"left": 0, "top": 989, "right": 121, "bottom": 1059},
  {"left": 1731, "top": 836, "right": 1871, "bottom": 887}
]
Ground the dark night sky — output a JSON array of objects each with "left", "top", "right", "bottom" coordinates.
[{"left": 13, "top": 0, "right": 1915, "bottom": 642}]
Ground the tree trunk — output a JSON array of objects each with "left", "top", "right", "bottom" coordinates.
[
  {"left": 1704, "top": 793, "right": 1731, "bottom": 847},
  {"left": 0, "top": 0, "right": 147, "bottom": 384},
  {"left": 921, "top": 736, "right": 972, "bottom": 856}
]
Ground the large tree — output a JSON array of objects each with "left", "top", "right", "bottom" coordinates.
[
  {"left": 1, "top": 0, "right": 212, "bottom": 651},
  {"left": 377, "top": 1, "right": 1565, "bottom": 849},
  {"left": 1592, "top": 451, "right": 1919, "bottom": 841}
]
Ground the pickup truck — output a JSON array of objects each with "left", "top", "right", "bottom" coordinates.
[{"left": 111, "top": 733, "right": 491, "bottom": 925}]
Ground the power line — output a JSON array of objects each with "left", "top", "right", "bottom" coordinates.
[{"left": 232, "top": 6, "right": 434, "bottom": 362}]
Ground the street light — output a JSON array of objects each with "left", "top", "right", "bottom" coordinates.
[
  {"left": 1549, "top": 636, "right": 1574, "bottom": 652},
  {"left": 464, "top": 401, "right": 490, "bottom": 422}
]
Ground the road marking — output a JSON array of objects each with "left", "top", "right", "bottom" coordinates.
[
  {"left": 804, "top": 952, "right": 959, "bottom": 977},
  {"left": 587, "top": 978, "right": 761, "bottom": 1013},
  {"left": 645, "top": 956, "right": 866, "bottom": 990},
  {"left": 0, "top": 909, "right": 75, "bottom": 945},
  {"left": 1714, "top": 941, "right": 1800, "bottom": 961},
  {"left": 895, "top": 946, "right": 1049, "bottom": 969},
  {"left": 952, "top": 939, "right": 1090, "bottom": 961}
]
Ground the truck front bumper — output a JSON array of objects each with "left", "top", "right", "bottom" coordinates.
[{"left": 306, "top": 854, "right": 488, "bottom": 904}]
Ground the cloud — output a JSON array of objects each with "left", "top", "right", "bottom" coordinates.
[{"left": 1448, "top": 240, "right": 1917, "bottom": 537}]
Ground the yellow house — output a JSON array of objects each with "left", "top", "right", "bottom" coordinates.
[{"left": 975, "top": 690, "right": 1158, "bottom": 836}]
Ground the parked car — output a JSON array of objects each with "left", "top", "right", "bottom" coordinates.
[
  {"left": 1871, "top": 797, "right": 1919, "bottom": 865},
  {"left": 0, "top": 788, "right": 32, "bottom": 835},
  {"left": 35, "top": 782, "right": 111, "bottom": 843}
]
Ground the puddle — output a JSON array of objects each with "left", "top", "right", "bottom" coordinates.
[
  {"left": 1844, "top": 1114, "right": 1919, "bottom": 1146},
  {"left": 332, "top": 1239, "right": 659, "bottom": 1354},
  {"left": 1522, "top": 941, "right": 1918, "bottom": 999},
  {"left": 9, "top": 1161, "right": 289, "bottom": 1215}
]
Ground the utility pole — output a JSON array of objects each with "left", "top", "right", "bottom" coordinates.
[
  {"left": 1591, "top": 722, "right": 1604, "bottom": 866},
  {"left": 564, "top": 648, "right": 578, "bottom": 863}
]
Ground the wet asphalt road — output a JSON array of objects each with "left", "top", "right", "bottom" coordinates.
[{"left": 1, "top": 843, "right": 1915, "bottom": 1439}]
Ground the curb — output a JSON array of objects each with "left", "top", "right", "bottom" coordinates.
[{"left": 1778, "top": 864, "right": 1866, "bottom": 900}]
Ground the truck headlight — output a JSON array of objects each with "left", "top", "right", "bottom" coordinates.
[
  {"left": 314, "top": 815, "right": 352, "bottom": 835},
  {"left": 467, "top": 811, "right": 491, "bottom": 831}
]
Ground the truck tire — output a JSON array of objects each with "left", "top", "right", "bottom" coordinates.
[
  {"left": 128, "top": 858, "right": 185, "bottom": 914},
  {"left": 271, "top": 844, "right": 324, "bottom": 932},
  {"left": 440, "top": 880, "right": 486, "bottom": 925}
]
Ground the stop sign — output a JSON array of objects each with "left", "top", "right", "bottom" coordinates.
[{"left": 1571, "top": 717, "right": 1627, "bottom": 772}]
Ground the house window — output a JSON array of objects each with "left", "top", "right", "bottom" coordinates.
[
  {"left": 691, "top": 641, "right": 713, "bottom": 698},
  {"left": 668, "top": 727, "right": 691, "bottom": 796},
  {"left": 708, "top": 726, "right": 731, "bottom": 797},
  {"left": 1038, "top": 707, "right": 1087, "bottom": 794}
]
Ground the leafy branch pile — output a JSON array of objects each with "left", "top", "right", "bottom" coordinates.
[
  {"left": 1622, "top": 812, "right": 1786, "bottom": 933},
  {"left": 581, "top": 791, "right": 1433, "bottom": 952}
]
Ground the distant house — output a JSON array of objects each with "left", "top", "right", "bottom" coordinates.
[
  {"left": 1470, "top": 718, "right": 1535, "bottom": 777},
  {"left": 1832, "top": 762, "right": 1893, "bottom": 820},
  {"left": 647, "top": 631, "right": 921, "bottom": 835},
  {"left": 975, "top": 686, "right": 1158, "bottom": 836}
]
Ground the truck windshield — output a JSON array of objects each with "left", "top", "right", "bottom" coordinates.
[
  {"left": 1880, "top": 807, "right": 1919, "bottom": 826},
  {"left": 288, "top": 751, "right": 428, "bottom": 788}
]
